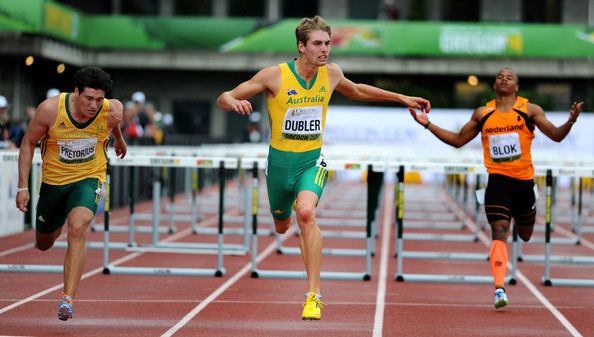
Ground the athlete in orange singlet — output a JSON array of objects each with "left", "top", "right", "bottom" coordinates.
[{"left": 411, "top": 67, "right": 583, "bottom": 309}]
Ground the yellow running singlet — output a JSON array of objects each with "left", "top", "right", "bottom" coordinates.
[
  {"left": 40, "top": 93, "right": 110, "bottom": 185},
  {"left": 267, "top": 60, "right": 332, "bottom": 153}
]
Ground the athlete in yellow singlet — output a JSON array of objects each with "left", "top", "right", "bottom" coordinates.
[
  {"left": 411, "top": 67, "right": 583, "bottom": 310},
  {"left": 16, "top": 67, "right": 127, "bottom": 321},
  {"left": 218, "top": 16, "right": 431, "bottom": 320}
]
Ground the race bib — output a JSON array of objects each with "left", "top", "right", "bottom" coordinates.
[
  {"left": 488, "top": 133, "right": 521, "bottom": 163},
  {"left": 58, "top": 138, "right": 97, "bottom": 164},
  {"left": 282, "top": 106, "right": 323, "bottom": 141}
]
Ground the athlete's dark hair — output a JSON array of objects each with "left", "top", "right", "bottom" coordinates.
[{"left": 74, "top": 67, "right": 113, "bottom": 96}]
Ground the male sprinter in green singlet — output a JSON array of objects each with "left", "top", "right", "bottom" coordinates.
[
  {"left": 218, "top": 16, "right": 430, "bottom": 320},
  {"left": 16, "top": 67, "right": 127, "bottom": 321}
]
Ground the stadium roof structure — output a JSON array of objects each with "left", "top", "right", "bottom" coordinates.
[{"left": 1, "top": 0, "right": 593, "bottom": 77}]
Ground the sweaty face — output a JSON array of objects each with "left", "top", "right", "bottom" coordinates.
[
  {"left": 493, "top": 69, "right": 519, "bottom": 95},
  {"left": 75, "top": 87, "right": 106, "bottom": 118},
  {"left": 299, "top": 30, "right": 331, "bottom": 66}
]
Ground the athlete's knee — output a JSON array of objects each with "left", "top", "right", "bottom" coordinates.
[
  {"left": 67, "top": 221, "right": 90, "bottom": 241},
  {"left": 515, "top": 214, "right": 535, "bottom": 242},
  {"left": 274, "top": 219, "right": 291, "bottom": 234},
  {"left": 490, "top": 221, "right": 510, "bottom": 241},
  {"left": 295, "top": 203, "right": 316, "bottom": 225},
  {"left": 35, "top": 240, "right": 54, "bottom": 251},
  {"left": 35, "top": 229, "right": 60, "bottom": 251},
  {"left": 35, "top": 235, "right": 56, "bottom": 251},
  {"left": 517, "top": 224, "right": 534, "bottom": 242}
]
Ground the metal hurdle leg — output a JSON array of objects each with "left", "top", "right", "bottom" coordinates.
[
  {"left": 251, "top": 161, "right": 373, "bottom": 281},
  {"left": 275, "top": 166, "right": 378, "bottom": 258},
  {"left": 0, "top": 161, "right": 60, "bottom": 274},
  {"left": 541, "top": 170, "right": 594, "bottom": 287},
  {"left": 395, "top": 165, "right": 515, "bottom": 285},
  {"left": 575, "top": 177, "right": 583, "bottom": 242},
  {"left": 103, "top": 159, "right": 230, "bottom": 277}
]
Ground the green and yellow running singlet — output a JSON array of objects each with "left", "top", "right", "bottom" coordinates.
[
  {"left": 267, "top": 60, "right": 332, "bottom": 154},
  {"left": 40, "top": 93, "right": 110, "bottom": 185}
]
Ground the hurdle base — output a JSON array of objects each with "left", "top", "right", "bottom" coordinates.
[
  {"left": 542, "top": 277, "right": 594, "bottom": 287},
  {"left": 395, "top": 273, "right": 514, "bottom": 284},
  {"left": 278, "top": 246, "right": 368, "bottom": 257},
  {"left": 0, "top": 264, "right": 63, "bottom": 273},
  {"left": 105, "top": 265, "right": 226, "bottom": 277},
  {"left": 253, "top": 269, "right": 369, "bottom": 281}
]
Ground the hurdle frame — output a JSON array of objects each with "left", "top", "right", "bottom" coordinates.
[
  {"left": 394, "top": 164, "right": 518, "bottom": 285},
  {"left": 101, "top": 155, "right": 238, "bottom": 277},
  {"left": 248, "top": 159, "right": 377, "bottom": 281}
]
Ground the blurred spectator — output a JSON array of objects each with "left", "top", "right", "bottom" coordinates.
[
  {"left": 0, "top": 95, "right": 16, "bottom": 148},
  {"left": 46, "top": 88, "right": 60, "bottom": 99},
  {"left": 10, "top": 106, "right": 35, "bottom": 147},
  {"left": 143, "top": 103, "right": 164, "bottom": 145},
  {"left": 131, "top": 91, "right": 150, "bottom": 130},
  {"left": 380, "top": 0, "right": 400, "bottom": 20},
  {"left": 123, "top": 100, "right": 144, "bottom": 143},
  {"left": 245, "top": 111, "right": 262, "bottom": 143}
]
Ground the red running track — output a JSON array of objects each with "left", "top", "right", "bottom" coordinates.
[{"left": 1, "top": 181, "right": 593, "bottom": 337}]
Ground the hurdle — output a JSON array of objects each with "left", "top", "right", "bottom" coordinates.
[
  {"left": 520, "top": 174, "right": 581, "bottom": 246},
  {"left": 269, "top": 159, "right": 383, "bottom": 258},
  {"left": 248, "top": 159, "right": 376, "bottom": 281},
  {"left": 0, "top": 152, "right": 64, "bottom": 274},
  {"left": 392, "top": 164, "right": 483, "bottom": 244},
  {"left": 394, "top": 164, "right": 519, "bottom": 285},
  {"left": 515, "top": 168, "right": 594, "bottom": 263},
  {"left": 102, "top": 155, "right": 238, "bottom": 277},
  {"left": 540, "top": 168, "right": 594, "bottom": 287}
]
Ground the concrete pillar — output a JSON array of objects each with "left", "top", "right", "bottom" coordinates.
[
  {"left": 111, "top": 0, "right": 121, "bottom": 14},
  {"left": 589, "top": 0, "right": 594, "bottom": 26},
  {"left": 394, "top": 0, "right": 410, "bottom": 20},
  {"left": 481, "top": 0, "right": 521, "bottom": 22},
  {"left": 159, "top": 0, "right": 174, "bottom": 16},
  {"left": 213, "top": 0, "right": 228, "bottom": 17},
  {"left": 12, "top": 62, "right": 22, "bottom": 122},
  {"left": 210, "top": 97, "right": 225, "bottom": 138},
  {"left": 379, "top": 0, "right": 409, "bottom": 20},
  {"left": 562, "top": 0, "right": 588, "bottom": 24},
  {"left": 426, "top": 0, "right": 442, "bottom": 20},
  {"left": 266, "top": 0, "right": 281, "bottom": 22},
  {"left": 319, "top": 0, "right": 348, "bottom": 19}
]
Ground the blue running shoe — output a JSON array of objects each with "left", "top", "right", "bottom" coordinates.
[
  {"left": 57, "top": 296, "right": 74, "bottom": 321},
  {"left": 494, "top": 288, "right": 508, "bottom": 309}
]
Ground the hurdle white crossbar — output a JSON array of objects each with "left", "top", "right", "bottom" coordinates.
[
  {"left": 393, "top": 164, "right": 519, "bottom": 285},
  {"left": 540, "top": 169, "right": 594, "bottom": 287},
  {"left": 0, "top": 152, "right": 63, "bottom": 274},
  {"left": 247, "top": 159, "right": 377, "bottom": 281},
  {"left": 102, "top": 156, "right": 238, "bottom": 277}
]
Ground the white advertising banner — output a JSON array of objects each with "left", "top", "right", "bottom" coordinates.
[
  {"left": 0, "top": 159, "right": 24, "bottom": 236},
  {"left": 324, "top": 105, "right": 594, "bottom": 165}
]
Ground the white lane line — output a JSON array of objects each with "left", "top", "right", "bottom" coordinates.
[
  {"left": 554, "top": 225, "right": 594, "bottom": 251},
  {"left": 0, "top": 212, "right": 131, "bottom": 257},
  {"left": 0, "top": 234, "right": 67, "bottom": 257},
  {"left": 160, "top": 228, "right": 294, "bottom": 337},
  {"left": 446, "top": 194, "right": 583, "bottom": 337},
  {"left": 0, "top": 251, "right": 141, "bottom": 315},
  {"left": 515, "top": 272, "right": 583, "bottom": 337},
  {"left": 0, "top": 243, "right": 34, "bottom": 257},
  {"left": 372, "top": 185, "right": 393, "bottom": 337},
  {"left": 0, "top": 217, "right": 201, "bottom": 315}
]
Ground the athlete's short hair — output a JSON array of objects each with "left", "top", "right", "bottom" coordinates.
[
  {"left": 497, "top": 67, "right": 519, "bottom": 85},
  {"left": 74, "top": 67, "right": 113, "bottom": 96},
  {"left": 295, "top": 16, "right": 331, "bottom": 47}
]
